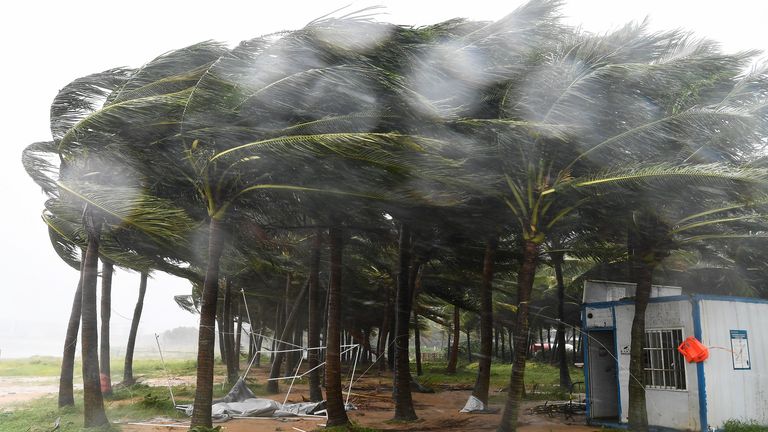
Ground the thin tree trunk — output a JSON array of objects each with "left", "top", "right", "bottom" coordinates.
[
  {"left": 552, "top": 254, "right": 572, "bottom": 390},
  {"left": 217, "top": 314, "right": 227, "bottom": 365},
  {"left": 267, "top": 278, "right": 309, "bottom": 393},
  {"left": 377, "top": 288, "right": 391, "bottom": 372},
  {"left": 466, "top": 331, "right": 472, "bottom": 363},
  {"left": 256, "top": 330, "right": 263, "bottom": 367},
  {"left": 501, "top": 326, "right": 506, "bottom": 363},
  {"left": 546, "top": 328, "right": 552, "bottom": 362},
  {"left": 308, "top": 230, "right": 323, "bottom": 401},
  {"left": 497, "top": 240, "right": 539, "bottom": 432},
  {"left": 628, "top": 262, "right": 655, "bottom": 431},
  {"left": 393, "top": 223, "right": 417, "bottom": 420},
  {"left": 270, "top": 308, "right": 280, "bottom": 365},
  {"left": 235, "top": 306, "right": 242, "bottom": 374},
  {"left": 99, "top": 260, "right": 113, "bottom": 396},
  {"left": 123, "top": 272, "right": 148, "bottom": 385},
  {"left": 81, "top": 216, "right": 108, "bottom": 427},
  {"left": 472, "top": 236, "right": 497, "bottom": 405},
  {"left": 59, "top": 253, "right": 85, "bottom": 408},
  {"left": 223, "top": 279, "right": 238, "bottom": 384},
  {"left": 446, "top": 305, "right": 460, "bottom": 373},
  {"left": 413, "top": 314, "right": 422, "bottom": 376},
  {"left": 191, "top": 218, "right": 226, "bottom": 428},
  {"left": 387, "top": 296, "right": 396, "bottom": 371},
  {"left": 325, "top": 225, "right": 349, "bottom": 427}
]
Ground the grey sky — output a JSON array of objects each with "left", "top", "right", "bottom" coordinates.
[{"left": 1, "top": 0, "right": 766, "bottom": 358}]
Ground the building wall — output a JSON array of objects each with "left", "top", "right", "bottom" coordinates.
[
  {"left": 699, "top": 299, "right": 768, "bottom": 429},
  {"left": 613, "top": 300, "right": 701, "bottom": 431}
]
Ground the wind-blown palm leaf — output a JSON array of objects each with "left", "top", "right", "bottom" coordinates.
[
  {"left": 552, "top": 163, "right": 768, "bottom": 195},
  {"left": 50, "top": 68, "right": 133, "bottom": 144},
  {"left": 22, "top": 141, "right": 59, "bottom": 196},
  {"left": 56, "top": 181, "right": 195, "bottom": 243}
]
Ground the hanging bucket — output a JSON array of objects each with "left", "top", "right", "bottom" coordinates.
[{"left": 678, "top": 336, "right": 709, "bottom": 363}]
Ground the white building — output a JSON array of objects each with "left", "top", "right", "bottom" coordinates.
[{"left": 582, "top": 280, "right": 768, "bottom": 431}]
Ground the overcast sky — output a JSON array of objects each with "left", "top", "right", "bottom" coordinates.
[{"left": 1, "top": 0, "right": 766, "bottom": 358}]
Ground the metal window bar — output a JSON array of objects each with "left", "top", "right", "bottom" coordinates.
[{"left": 643, "top": 329, "right": 686, "bottom": 390}]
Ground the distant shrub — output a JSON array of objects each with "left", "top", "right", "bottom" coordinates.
[
  {"left": 722, "top": 419, "right": 768, "bottom": 432},
  {"left": 139, "top": 392, "right": 172, "bottom": 409}
]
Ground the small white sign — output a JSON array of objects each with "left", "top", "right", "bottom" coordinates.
[{"left": 730, "top": 330, "right": 750, "bottom": 370}]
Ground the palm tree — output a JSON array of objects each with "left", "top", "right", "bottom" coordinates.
[
  {"left": 99, "top": 259, "right": 114, "bottom": 395},
  {"left": 123, "top": 272, "right": 149, "bottom": 385}
]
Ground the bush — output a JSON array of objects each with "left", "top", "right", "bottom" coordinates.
[{"left": 722, "top": 419, "right": 768, "bottom": 432}]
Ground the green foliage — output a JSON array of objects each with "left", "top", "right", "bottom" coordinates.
[
  {"left": 139, "top": 392, "right": 173, "bottom": 409},
  {"left": 723, "top": 420, "right": 768, "bottom": 432},
  {"left": 0, "top": 357, "right": 197, "bottom": 378},
  {"left": 419, "top": 360, "right": 579, "bottom": 399},
  {"left": 0, "top": 356, "right": 62, "bottom": 376}
]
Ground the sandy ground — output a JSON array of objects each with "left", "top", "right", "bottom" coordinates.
[
  {"left": 1, "top": 368, "right": 597, "bottom": 431},
  {"left": 115, "top": 368, "right": 596, "bottom": 432},
  {"left": 0, "top": 376, "right": 82, "bottom": 408}
]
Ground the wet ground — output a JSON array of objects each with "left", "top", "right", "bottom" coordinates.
[{"left": 1, "top": 369, "right": 597, "bottom": 431}]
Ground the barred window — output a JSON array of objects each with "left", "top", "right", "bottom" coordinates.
[{"left": 644, "top": 329, "right": 686, "bottom": 390}]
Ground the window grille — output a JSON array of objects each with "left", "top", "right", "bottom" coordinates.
[{"left": 643, "top": 329, "right": 686, "bottom": 390}]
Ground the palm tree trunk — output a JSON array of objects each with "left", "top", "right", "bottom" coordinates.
[
  {"left": 123, "top": 272, "right": 148, "bottom": 385},
  {"left": 235, "top": 306, "right": 242, "bottom": 374},
  {"left": 256, "top": 329, "right": 263, "bottom": 367},
  {"left": 392, "top": 223, "right": 417, "bottom": 421},
  {"left": 497, "top": 240, "right": 539, "bottom": 432},
  {"left": 628, "top": 261, "right": 655, "bottom": 431},
  {"left": 81, "top": 216, "right": 108, "bottom": 427},
  {"left": 191, "top": 218, "right": 226, "bottom": 428},
  {"left": 446, "top": 305, "right": 460, "bottom": 373},
  {"left": 466, "top": 330, "right": 472, "bottom": 363},
  {"left": 223, "top": 279, "right": 238, "bottom": 385},
  {"left": 325, "top": 225, "right": 349, "bottom": 427},
  {"left": 472, "top": 235, "right": 497, "bottom": 405},
  {"left": 217, "top": 311, "right": 227, "bottom": 365},
  {"left": 413, "top": 314, "right": 422, "bottom": 376},
  {"left": 552, "top": 254, "right": 572, "bottom": 390},
  {"left": 387, "top": 298, "right": 396, "bottom": 371},
  {"left": 308, "top": 230, "right": 324, "bottom": 402},
  {"left": 99, "top": 260, "right": 113, "bottom": 396},
  {"left": 267, "top": 278, "right": 309, "bottom": 393},
  {"left": 59, "top": 253, "right": 84, "bottom": 408},
  {"left": 377, "top": 288, "right": 391, "bottom": 372},
  {"left": 501, "top": 327, "right": 506, "bottom": 363}
]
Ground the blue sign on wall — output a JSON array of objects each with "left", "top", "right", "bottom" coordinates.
[{"left": 730, "top": 330, "right": 750, "bottom": 370}]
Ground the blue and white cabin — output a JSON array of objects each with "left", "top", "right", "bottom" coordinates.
[{"left": 582, "top": 280, "right": 768, "bottom": 431}]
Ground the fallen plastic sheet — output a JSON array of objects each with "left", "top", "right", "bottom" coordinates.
[{"left": 460, "top": 395, "right": 499, "bottom": 414}]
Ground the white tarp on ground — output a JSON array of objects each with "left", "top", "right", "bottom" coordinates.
[
  {"left": 460, "top": 395, "right": 486, "bottom": 413},
  {"left": 460, "top": 395, "right": 499, "bottom": 413},
  {"left": 179, "top": 398, "right": 326, "bottom": 421},
  {"left": 177, "top": 379, "right": 327, "bottom": 421}
]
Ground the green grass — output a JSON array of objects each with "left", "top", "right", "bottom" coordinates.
[
  {"left": 418, "top": 360, "right": 581, "bottom": 400},
  {"left": 722, "top": 420, "right": 768, "bottom": 432},
  {"left": 0, "top": 356, "right": 198, "bottom": 379},
  {"left": 0, "top": 380, "right": 251, "bottom": 432}
]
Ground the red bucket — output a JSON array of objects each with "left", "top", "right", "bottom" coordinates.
[{"left": 678, "top": 336, "right": 709, "bottom": 363}]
